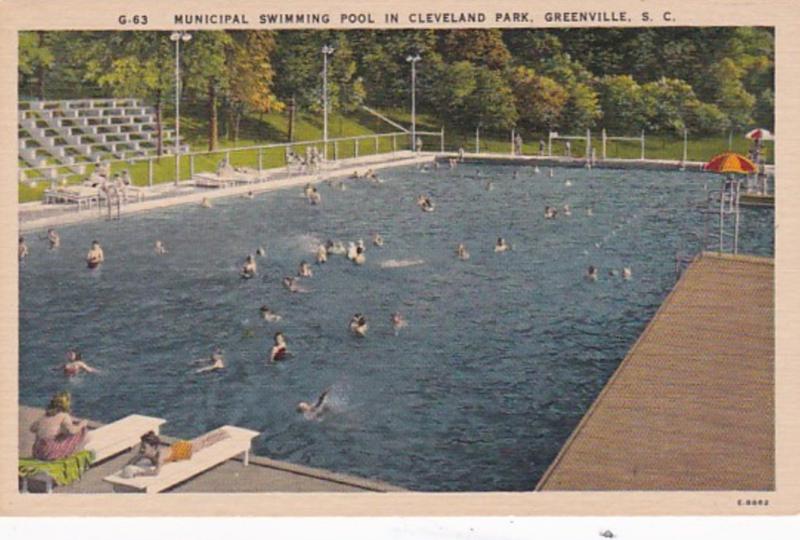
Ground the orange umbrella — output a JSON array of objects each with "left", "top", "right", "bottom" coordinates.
[{"left": 703, "top": 152, "right": 757, "bottom": 174}]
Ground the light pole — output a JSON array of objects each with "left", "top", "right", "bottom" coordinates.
[
  {"left": 406, "top": 54, "right": 421, "bottom": 152},
  {"left": 170, "top": 31, "right": 191, "bottom": 186},
  {"left": 321, "top": 45, "right": 334, "bottom": 160}
]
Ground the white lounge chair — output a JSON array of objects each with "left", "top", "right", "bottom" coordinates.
[
  {"left": 103, "top": 425, "right": 259, "bottom": 493},
  {"left": 20, "top": 414, "right": 166, "bottom": 493}
]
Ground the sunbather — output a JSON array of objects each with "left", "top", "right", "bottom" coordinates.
[{"left": 29, "top": 391, "right": 88, "bottom": 461}]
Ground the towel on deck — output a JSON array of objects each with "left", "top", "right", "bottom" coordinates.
[{"left": 18, "top": 450, "right": 95, "bottom": 486}]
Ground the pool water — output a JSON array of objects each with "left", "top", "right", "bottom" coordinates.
[{"left": 19, "top": 164, "right": 774, "bottom": 491}]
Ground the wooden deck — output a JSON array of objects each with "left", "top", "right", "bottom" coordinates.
[{"left": 537, "top": 252, "right": 774, "bottom": 491}]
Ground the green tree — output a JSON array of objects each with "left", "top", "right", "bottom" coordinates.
[
  {"left": 640, "top": 77, "right": 699, "bottom": 134},
  {"left": 19, "top": 32, "right": 54, "bottom": 100},
  {"left": 562, "top": 82, "right": 601, "bottom": 132},
  {"left": 508, "top": 66, "right": 567, "bottom": 131},
  {"left": 596, "top": 75, "right": 645, "bottom": 133},
  {"left": 439, "top": 30, "right": 511, "bottom": 70},
  {"left": 462, "top": 66, "right": 518, "bottom": 132}
]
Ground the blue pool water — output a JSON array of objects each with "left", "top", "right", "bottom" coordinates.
[{"left": 19, "top": 164, "right": 774, "bottom": 491}]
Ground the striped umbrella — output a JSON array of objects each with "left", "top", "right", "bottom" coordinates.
[
  {"left": 745, "top": 128, "right": 774, "bottom": 141},
  {"left": 703, "top": 152, "right": 757, "bottom": 174}
]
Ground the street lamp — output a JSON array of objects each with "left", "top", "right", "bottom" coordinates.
[
  {"left": 170, "top": 31, "right": 192, "bottom": 186},
  {"left": 406, "top": 54, "right": 421, "bottom": 152},
  {"left": 321, "top": 45, "right": 335, "bottom": 160}
]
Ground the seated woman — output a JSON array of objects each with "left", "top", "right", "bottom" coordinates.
[
  {"left": 121, "top": 429, "right": 230, "bottom": 478},
  {"left": 29, "top": 391, "right": 88, "bottom": 461},
  {"left": 62, "top": 350, "right": 97, "bottom": 377},
  {"left": 269, "top": 332, "right": 289, "bottom": 362},
  {"left": 86, "top": 240, "right": 104, "bottom": 269}
]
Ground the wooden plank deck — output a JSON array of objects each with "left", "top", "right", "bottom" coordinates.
[{"left": 536, "top": 252, "right": 774, "bottom": 491}]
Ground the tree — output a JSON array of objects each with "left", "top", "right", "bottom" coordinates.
[
  {"left": 596, "top": 75, "right": 645, "bottom": 133},
  {"left": 461, "top": 66, "right": 518, "bottom": 132},
  {"left": 19, "top": 32, "right": 54, "bottom": 100},
  {"left": 508, "top": 66, "right": 567, "bottom": 131},
  {"left": 562, "top": 82, "right": 601, "bottom": 132},
  {"left": 708, "top": 57, "right": 756, "bottom": 131},
  {"left": 439, "top": 30, "right": 511, "bottom": 71},
  {"left": 640, "top": 77, "right": 700, "bottom": 134}
]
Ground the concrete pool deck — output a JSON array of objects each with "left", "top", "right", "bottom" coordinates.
[
  {"left": 18, "top": 151, "right": 434, "bottom": 233},
  {"left": 536, "top": 252, "right": 774, "bottom": 491},
  {"left": 18, "top": 406, "right": 405, "bottom": 493}
]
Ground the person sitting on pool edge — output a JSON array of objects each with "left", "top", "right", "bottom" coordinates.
[
  {"left": 120, "top": 428, "right": 231, "bottom": 478},
  {"left": 29, "top": 391, "right": 88, "bottom": 461},
  {"left": 269, "top": 332, "right": 289, "bottom": 362},
  {"left": 86, "top": 240, "right": 104, "bottom": 269}
]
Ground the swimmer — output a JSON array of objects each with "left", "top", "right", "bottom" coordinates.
[
  {"left": 298, "top": 261, "right": 313, "bottom": 278},
  {"left": 86, "top": 240, "right": 104, "bottom": 269},
  {"left": 256, "top": 246, "right": 267, "bottom": 257},
  {"left": 608, "top": 269, "right": 619, "bottom": 277},
  {"left": 586, "top": 265, "right": 598, "bottom": 282},
  {"left": 308, "top": 190, "right": 321, "bottom": 205},
  {"left": 316, "top": 244, "right": 328, "bottom": 264},
  {"left": 372, "top": 232, "right": 384, "bottom": 247},
  {"left": 154, "top": 240, "right": 167, "bottom": 255},
  {"left": 350, "top": 170, "right": 361, "bottom": 179},
  {"left": 357, "top": 238, "right": 365, "bottom": 251},
  {"left": 297, "top": 388, "right": 331, "bottom": 420},
  {"left": 494, "top": 237, "right": 510, "bottom": 252},
  {"left": 47, "top": 229, "right": 60, "bottom": 249},
  {"left": 533, "top": 166, "right": 540, "bottom": 175},
  {"left": 565, "top": 179, "right": 573, "bottom": 187},
  {"left": 353, "top": 246, "right": 366, "bottom": 265},
  {"left": 269, "top": 332, "right": 288, "bottom": 362},
  {"left": 563, "top": 204, "right": 572, "bottom": 217},
  {"left": 200, "top": 197, "right": 212, "bottom": 208},
  {"left": 391, "top": 312, "right": 408, "bottom": 334},
  {"left": 303, "top": 183, "right": 314, "bottom": 198},
  {"left": 62, "top": 350, "right": 97, "bottom": 376},
  {"left": 245, "top": 191, "right": 254, "bottom": 199},
  {"left": 415, "top": 194, "right": 427, "bottom": 207},
  {"left": 586, "top": 207, "right": 594, "bottom": 217},
  {"left": 18, "top": 236, "right": 28, "bottom": 261},
  {"left": 240, "top": 255, "right": 257, "bottom": 279},
  {"left": 195, "top": 348, "right": 225, "bottom": 374},
  {"left": 456, "top": 243, "right": 470, "bottom": 260},
  {"left": 327, "top": 240, "right": 346, "bottom": 256},
  {"left": 346, "top": 242, "right": 358, "bottom": 261},
  {"left": 622, "top": 267, "right": 632, "bottom": 280},
  {"left": 259, "top": 305, "right": 282, "bottom": 322},
  {"left": 485, "top": 181, "right": 494, "bottom": 191},
  {"left": 549, "top": 168, "right": 554, "bottom": 178},
  {"left": 420, "top": 198, "right": 435, "bottom": 212},
  {"left": 349, "top": 314, "right": 368, "bottom": 337},
  {"left": 544, "top": 206, "right": 558, "bottom": 220},
  {"left": 512, "top": 170, "right": 519, "bottom": 179}
]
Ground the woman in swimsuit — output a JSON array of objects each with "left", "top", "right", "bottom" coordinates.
[
  {"left": 241, "top": 255, "right": 257, "bottom": 279},
  {"left": 62, "top": 350, "right": 97, "bottom": 376},
  {"left": 269, "top": 332, "right": 289, "bottom": 362},
  {"left": 121, "top": 429, "right": 230, "bottom": 478},
  {"left": 29, "top": 391, "right": 88, "bottom": 461}
]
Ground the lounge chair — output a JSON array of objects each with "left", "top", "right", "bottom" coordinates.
[
  {"left": 103, "top": 425, "right": 259, "bottom": 493},
  {"left": 19, "top": 414, "right": 166, "bottom": 493}
]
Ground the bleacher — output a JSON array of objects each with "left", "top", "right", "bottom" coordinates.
[{"left": 18, "top": 98, "right": 188, "bottom": 184}]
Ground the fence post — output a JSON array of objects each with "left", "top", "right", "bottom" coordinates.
[
  {"left": 225, "top": 150, "right": 231, "bottom": 164},
  {"left": 334, "top": 140, "right": 339, "bottom": 161},
  {"left": 148, "top": 158, "right": 153, "bottom": 187},
  {"left": 355, "top": 139, "right": 359, "bottom": 158},
  {"left": 602, "top": 128, "right": 607, "bottom": 160},
  {"left": 475, "top": 126, "right": 480, "bottom": 154},
  {"left": 189, "top": 155, "right": 195, "bottom": 178},
  {"left": 548, "top": 132, "right": 553, "bottom": 156},
  {"left": 510, "top": 128, "right": 515, "bottom": 155},
  {"left": 258, "top": 148, "right": 263, "bottom": 172},
  {"left": 586, "top": 129, "right": 591, "bottom": 160},
  {"left": 682, "top": 129, "right": 688, "bottom": 165},
  {"left": 392, "top": 135, "right": 397, "bottom": 154},
  {"left": 640, "top": 130, "right": 645, "bottom": 160},
  {"left": 440, "top": 126, "right": 445, "bottom": 153},
  {"left": 374, "top": 135, "right": 379, "bottom": 155}
]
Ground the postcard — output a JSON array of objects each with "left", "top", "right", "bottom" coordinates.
[{"left": 0, "top": 0, "right": 796, "bottom": 517}]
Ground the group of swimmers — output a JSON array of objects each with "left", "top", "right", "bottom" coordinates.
[{"left": 585, "top": 265, "right": 633, "bottom": 282}]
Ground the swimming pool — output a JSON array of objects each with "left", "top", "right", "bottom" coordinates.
[{"left": 19, "top": 164, "right": 774, "bottom": 491}]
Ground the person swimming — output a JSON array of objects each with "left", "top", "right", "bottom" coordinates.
[
  {"left": 194, "top": 348, "right": 225, "bottom": 374},
  {"left": 353, "top": 246, "right": 366, "bottom": 265},
  {"left": 200, "top": 197, "right": 212, "bottom": 208},
  {"left": 307, "top": 187, "right": 321, "bottom": 205},
  {"left": 259, "top": 305, "right": 282, "bottom": 322},
  {"left": 241, "top": 255, "right": 257, "bottom": 279},
  {"left": 245, "top": 191, "right": 254, "bottom": 199},
  {"left": 346, "top": 242, "right": 358, "bottom": 261},
  {"left": 154, "top": 240, "right": 167, "bottom": 255},
  {"left": 62, "top": 350, "right": 97, "bottom": 377},
  {"left": 303, "top": 183, "right": 314, "bottom": 198},
  {"left": 549, "top": 168, "right": 554, "bottom": 178},
  {"left": 494, "top": 237, "right": 510, "bottom": 252},
  {"left": 456, "top": 243, "right": 470, "bottom": 260},
  {"left": 256, "top": 246, "right": 267, "bottom": 257},
  {"left": 349, "top": 314, "right": 368, "bottom": 337},
  {"left": 326, "top": 240, "right": 346, "bottom": 256},
  {"left": 316, "top": 244, "right": 328, "bottom": 264},
  {"left": 47, "top": 229, "right": 60, "bottom": 250},
  {"left": 391, "top": 312, "right": 408, "bottom": 334},
  {"left": 269, "top": 332, "right": 289, "bottom": 362},
  {"left": 563, "top": 204, "right": 572, "bottom": 216},
  {"left": 282, "top": 276, "right": 307, "bottom": 293},
  {"left": 420, "top": 197, "right": 435, "bottom": 212},
  {"left": 565, "top": 179, "right": 573, "bottom": 187},
  {"left": 533, "top": 166, "right": 541, "bottom": 175},
  {"left": 298, "top": 261, "right": 313, "bottom": 277},
  {"left": 544, "top": 206, "right": 558, "bottom": 220},
  {"left": 86, "top": 240, "right": 104, "bottom": 269},
  {"left": 18, "top": 236, "right": 28, "bottom": 261},
  {"left": 297, "top": 388, "right": 331, "bottom": 421},
  {"left": 586, "top": 207, "right": 594, "bottom": 217},
  {"left": 622, "top": 267, "right": 632, "bottom": 280},
  {"left": 586, "top": 265, "right": 598, "bottom": 282},
  {"left": 372, "top": 233, "right": 384, "bottom": 247},
  {"left": 485, "top": 181, "right": 494, "bottom": 191}
]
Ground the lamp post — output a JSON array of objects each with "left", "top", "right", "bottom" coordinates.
[
  {"left": 321, "top": 44, "right": 335, "bottom": 160},
  {"left": 406, "top": 54, "right": 421, "bottom": 152},
  {"left": 170, "top": 31, "right": 192, "bottom": 186}
]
